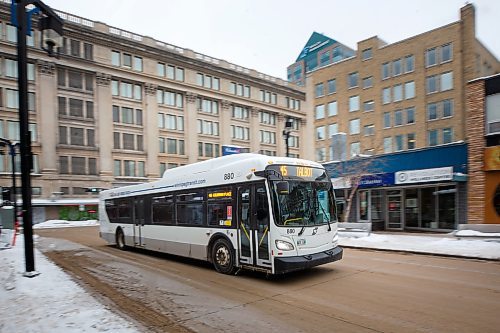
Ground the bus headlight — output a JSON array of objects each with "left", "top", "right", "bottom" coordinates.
[{"left": 275, "top": 239, "right": 294, "bottom": 251}]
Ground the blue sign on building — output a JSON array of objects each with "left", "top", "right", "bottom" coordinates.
[{"left": 222, "top": 145, "right": 242, "bottom": 156}]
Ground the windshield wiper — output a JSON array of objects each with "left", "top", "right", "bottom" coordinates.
[{"left": 316, "top": 190, "right": 332, "bottom": 232}]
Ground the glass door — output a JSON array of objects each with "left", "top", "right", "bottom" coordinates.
[
  {"left": 237, "top": 183, "right": 271, "bottom": 269},
  {"left": 386, "top": 190, "right": 403, "bottom": 230},
  {"left": 133, "top": 198, "right": 145, "bottom": 246}
]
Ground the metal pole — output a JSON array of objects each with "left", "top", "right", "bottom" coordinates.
[
  {"left": 285, "top": 132, "right": 290, "bottom": 157},
  {"left": 16, "top": 0, "right": 37, "bottom": 276},
  {"left": 10, "top": 143, "right": 17, "bottom": 234}
]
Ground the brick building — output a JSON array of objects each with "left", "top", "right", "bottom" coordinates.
[
  {"left": 295, "top": 4, "right": 500, "bottom": 229},
  {"left": 467, "top": 74, "right": 500, "bottom": 224}
]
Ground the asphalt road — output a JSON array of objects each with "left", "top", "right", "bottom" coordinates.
[{"left": 35, "top": 226, "right": 500, "bottom": 333}]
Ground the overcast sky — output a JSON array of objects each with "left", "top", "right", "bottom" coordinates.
[{"left": 43, "top": 0, "right": 499, "bottom": 79}]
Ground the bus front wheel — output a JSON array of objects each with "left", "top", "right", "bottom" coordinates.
[
  {"left": 212, "top": 238, "right": 236, "bottom": 274},
  {"left": 116, "top": 228, "right": 126, "bottom": 250}
]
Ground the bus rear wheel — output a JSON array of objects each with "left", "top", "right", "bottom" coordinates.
[
  {"left": 116, "top": 228, "right": 126, "bottom": 250},
  {"left": 212, "top": 238, "right": 236, "bottom": 274}
]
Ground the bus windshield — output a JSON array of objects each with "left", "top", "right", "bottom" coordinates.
[{"left": 268, "top": 168, "right": 337, "bottom": 227}]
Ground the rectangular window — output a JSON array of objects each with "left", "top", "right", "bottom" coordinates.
[
  {"left": 316, "top": 126, "right": 325, "bottom": 140},
  {"left": 157, "top": 63, "right": 165, "bottom": 76},
  {"left": 315, "top": 105, "right": 325, "bottom": 119},
  {"left": 382, "top": 62, "right": 391, "bottom": 79},
  {"left": 349, "top": 96, "right": 360, "bottom": 112},
  {"left": 68, "top": 71, "right": 83, "bottom": 89},
  {"left": 133, "top": 56, "right": 143, "bottom": 71},
  {"left": 58, "top": 97, "right": 66, "bottom": 116},
  {"left": 60, "top": 156, "right": 69, "bottom": 174},
  {"left": 327, "top": 79, "right": 336, "bottom": 94},
  {"left": 70, "top": 127, "right": 84, "bottom": 146},
  {"left": 382, "top": 87, "right": 391, "bottom": 104},
  {"left": 363, "top": 100, "right": 374, "bottom": 112},
  {"left": 443, "top": 99, "right": 453, "bottom": 118},
  {"left": 328, "top": 123, "right": 338, "bottom": 137},
  {"left": 443, "top": 128, "right": 453, "bottom": 144},
  {"left": 426, "top": 47, "right": 437, "bottom": 67},
  {"left": 364, "top": 124, "right": 375, "bottom": 136},
  {"left": 405, "top": 55, "right": 414, "bottom": 73},
  {"left": 426, "top": 75, "right": 438, "bottom": 94},
  {"left": 316, "top": 147, "right": 326, "bottom": 162},
  {"left": 406, "top": 107, "right": 415, "bottom": 124},
  {"left": 59, "top": 126, "right": 67, "bottom": 144},
  {"left": 427, "top": 103, "right": 438, "bottom": 120},
  {"left": 393, "top": 59, "right": 402, "bottom": 76},
  {"left": 384, "top": 112, "right": 391, "bottom": 128},
  {"left": 320, "top": 50, "right": 330, "bottom": 66},
  {"left": 404, "top": 81, "right": 415, "bottom": 99},
  {"left": 441, "top": 43, "right": 452, "bottom": 63},
  {"left": 111, "top": 51, "right": 120, "bottom": 66},
  {"left": 348, "top": 72, "right": 358, "bottom": 88},
  {"left": 69, "top": 98, "right": 84, "bottom": 117},
  {"left": 349, "top": 118, "right": 360, "bottom": 135},
  {"left": 350, "top": 142, "right": 360, "bottom": 157},
  {"left": 384, "top": 137, "right": 392, "bottom": 153},
  {"left": 428, "top": 130, "right": 438, "bottom": 146},
  {"left": 395, "top": 135, "right": 404, "bottom": 151},
  {"left": 362, "top": 76, "right": 373, "bottom": 89},
  {"left": 407, "top": 133, "right": 416, "bottom": 150},
  {"left": 123, "top": 53, "right": 132, "bottom": 68},
  {"left": 315, "top": 83, "right": 324, "bottom": 98},
  {"left": 440, "top": 72, "right": 453, "bottom": 91},
  {"left": 394, "top": 109, "right": 403, "bottom": 126},
  {"left": 70, "top": 40, "right": 81, "bottom": 57},
  {"left": 393, "top": 84, "right": 403, "bottom": 102},
  {"left": 362, "top": 48, "right": 372, "bottom": 60},
  {"left": 84, "top": 43, "right": 93, "bottom": 60},
  {"left": 327, "top": 101, "right": 337, "bottom": 116}
]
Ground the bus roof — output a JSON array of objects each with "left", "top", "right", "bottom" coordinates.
[{"left": 101, "top": 154, "right": 324, "bottom": 199}]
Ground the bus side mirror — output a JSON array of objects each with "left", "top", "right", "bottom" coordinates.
[{"left": 276, "top": 181, "right": 289, "bottom": 195}]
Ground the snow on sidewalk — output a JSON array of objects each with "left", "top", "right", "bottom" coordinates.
[
  {"left": 338, "top": 232, "right": 500, "bottom": 260},
  {"left": 0, "top": 237, "right": 140, "bottom": 333}
]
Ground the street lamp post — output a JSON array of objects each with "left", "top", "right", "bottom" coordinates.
[
  {"left": 13, "top": 0, "right": 63, "bottom": 277},
  {"left": 282, "top": 118, "right": 293, "bottom": 157}
]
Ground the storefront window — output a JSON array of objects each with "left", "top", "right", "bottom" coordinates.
[
  {"left": 421, "top": 187, "right": 436, "bottom": 228},
  {"left": 371, "top": 190, "right": 384, "bottom": 222},
  {"left": 334, "top": 189, "right": 346, "bottom": 222},
  {"left": 405, "top": 189, "right": 419, "bottom": 227},
  {"left": 359, "top": 190, "right": 368, "bottom": 220},
  {"left": 438, "top": 186, "right": 456, "bottom": 229}
]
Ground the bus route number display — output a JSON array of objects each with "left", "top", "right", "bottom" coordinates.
[{"left": 274, "top": 165, "right": 315, "bottom": 179}]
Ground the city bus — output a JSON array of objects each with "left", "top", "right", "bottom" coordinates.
[{"left": 99, "top": 153, "right": 343, "bottom": 275}]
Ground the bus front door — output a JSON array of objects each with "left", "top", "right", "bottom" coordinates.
[
  {"left": 238, "top": 184, "right": 271, "bottom": 270},
  {"left": 133, "top": 198, "right": 145, "bottom": 247}
]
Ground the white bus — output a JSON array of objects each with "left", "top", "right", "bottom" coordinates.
[{"left": 99, "top": 153, "right": 343, "bottom": 275}]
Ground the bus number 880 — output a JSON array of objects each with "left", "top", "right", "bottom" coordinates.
[{"left": 224, "top": 172, "right": 235, "bottom": 180}]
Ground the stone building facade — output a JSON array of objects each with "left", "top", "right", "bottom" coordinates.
[{"left": 0, "top": 2, "right": 306, "bottom": 210}]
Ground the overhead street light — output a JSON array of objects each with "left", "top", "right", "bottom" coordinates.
[{"left": 12, "top": 0, "right": 63, "bottom": 277}]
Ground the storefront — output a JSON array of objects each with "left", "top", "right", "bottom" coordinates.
[{"left": 325, "top": 143, "right": 467, "bottom": 231}]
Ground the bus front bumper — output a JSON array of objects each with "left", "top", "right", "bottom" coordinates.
[{"left": 274, "top": 246, "right": 343, "bottom": 274}]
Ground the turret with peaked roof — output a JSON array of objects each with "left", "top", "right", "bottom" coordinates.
[{"left": 288, "top": 32, "right": 355, "bottom": 86}]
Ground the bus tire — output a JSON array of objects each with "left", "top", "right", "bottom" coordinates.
[
  {"left": 115, "top": 228, "right": 126, "bottom": 250},
  {"left": 212, "top": 238, "right": 236, "bottom": 275}
]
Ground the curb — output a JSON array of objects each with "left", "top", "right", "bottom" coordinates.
[{"left": 340, "top": 245, "right": 500, "bottom": 262}]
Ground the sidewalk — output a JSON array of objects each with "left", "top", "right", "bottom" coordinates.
[{"left": 338, "top": 230, "right": 500, "bottom": 260}]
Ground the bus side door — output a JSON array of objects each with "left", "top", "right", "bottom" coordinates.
[
  {"left": 237, "top": 183, "right": 271, "bottom": 269},
  {"left": 133, "top": 198, "right": 145, "bottom": 247}
]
